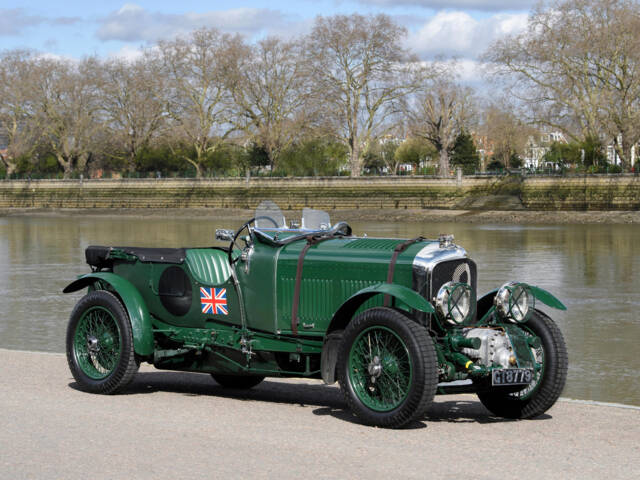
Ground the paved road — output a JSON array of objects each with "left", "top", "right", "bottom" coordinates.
[{"left": 1, "top": 349, "right": 638, "bottom": 480}]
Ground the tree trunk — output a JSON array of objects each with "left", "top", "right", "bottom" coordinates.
[
  {"left": 438, "top": 149, "right": 450, "bottom": 177},
  {"left": 127, "top": 149, "right": 137, "bottom": 174},
  {"left": 0, "top": 155, "right": 17, "bottom": 177},
  {"left": 57, "top": 153, "right": 72, "bottom": 179},
  {"left": 77, "top": 152, "right": 89, "bottom": 175},
  {"left": 350, "top": 144, "right": 362, "bottom": 177},
  {"left": 614, "top": 135, "right": 632, "bottom": 171}
]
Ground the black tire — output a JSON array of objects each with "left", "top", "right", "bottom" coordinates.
[
  {"left": 211, "top": 374, "right": 265, "bottom": 389},
  {"left": 477, "top": 309, "right": 568, "bottom": 419},
  {"left": 337, "top": 307, "right": 438, "bottom": 428},
  {"left": 66, "top": 290, "right": 139, "bottom": 394}
]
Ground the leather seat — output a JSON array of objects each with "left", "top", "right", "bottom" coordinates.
[{"left": 185, "top": 248, "right": 231, "bottom": 286}]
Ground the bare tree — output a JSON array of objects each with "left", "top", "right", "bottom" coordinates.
[
  {"left": 227, "top": 37, "right": 313, "bottom": 173},
  {"left": 0, "top": 50, "right": 41, "bottom": 176},
  {"left": 159, "top": 28, "right": 239, "bottom": 177},
  {"left": 481, "top": 99, "right": 533, "bottom": 168},
  {"left": 32, "top": 57, "right": 104, "bottom": 178},
  {"left": 407, "top": 72, "right": 475, "bottom": 176},
  {"left": 307, "top": 14, "right": 424, "bottom": 176},
  {"left": 487, "top": 0, "right": 640, "bottom": 169},
  {"left": 100, "top": 53, "right": 168, "bottom": 172}
]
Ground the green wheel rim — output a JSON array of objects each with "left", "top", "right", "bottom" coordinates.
[
  {"left": 512, "top": 327, "right": 545, "bottom": 400},
  {"left": 348, "top": 326, "right": 413, "bottom": 412},
  {"left": 73, "top": 306, "right": 122, "bottom": 380}
]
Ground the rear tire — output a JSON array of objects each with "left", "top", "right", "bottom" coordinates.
[
  {"left": 66, "top": 290, "right": 139, "bottom": 394},
  {"left": 211, "top": 374, "right": 265, "bottom": 389},
  {"left": 337, "top": 307, "right": 437, "bottom": 428},
  {"left": 477, "top": 309, "right": 568, "bottom": 418}
]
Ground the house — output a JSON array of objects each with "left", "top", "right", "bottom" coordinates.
[{"left": 523, "top": 131, "right": 567, "bottom": 169}]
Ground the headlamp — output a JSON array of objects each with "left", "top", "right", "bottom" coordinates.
[
  {"left": 494, "top": 282, "right": 534, "bottom": 323},
  {"left": 435, "top": 281, "right": 474, "bottom": 325}
]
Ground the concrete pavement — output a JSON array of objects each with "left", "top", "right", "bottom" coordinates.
[{"left": 1, "top": 348, "right": 638, "bottom": 480}]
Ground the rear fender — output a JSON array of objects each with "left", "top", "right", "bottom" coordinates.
[{"left": 63, "top": 273, "right": 154, "bottom": 356}]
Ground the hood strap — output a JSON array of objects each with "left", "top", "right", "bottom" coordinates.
[
  {"left": 291, "top": 234, "right": 334, "bottom": 335},
  {"left": 383, "top": 237, "right": 425, "bottom": 307}
]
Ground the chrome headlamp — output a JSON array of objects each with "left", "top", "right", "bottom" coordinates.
[
  {"left": 435, "top": 281, "right": 474, "bottom": 325},
  {"left": 494, "top": 282, "right": 534, "bottom": 323}
]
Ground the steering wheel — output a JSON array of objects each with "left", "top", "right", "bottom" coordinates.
[
  {"left": 227, "top": 215, "right": 283, "bottom": 265},
  {"left": 228, "top": 218, "right": 255, "bottom": 265}
]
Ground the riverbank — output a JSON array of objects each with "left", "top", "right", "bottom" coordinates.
[
  {"left": 1, "top": 175, "right": 639, "bottom": 215},
  {"left": 1, "top": 348, "right": 638, "bottom": 479},
  {"left": 2, "top": 206, "right": 640, "bottom": 224}
]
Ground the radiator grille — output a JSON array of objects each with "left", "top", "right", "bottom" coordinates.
[
  {"left": 429, "top": 259, "right": 477, "bottom": 301},
  {"left": 413, "top": 258, "right": 477, "bottom": 327}
]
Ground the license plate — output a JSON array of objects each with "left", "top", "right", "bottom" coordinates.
[{"left": 492, "top": 368, "right": 533, "bottom": 386}]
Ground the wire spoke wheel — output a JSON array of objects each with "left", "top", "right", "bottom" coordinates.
[
  {"left": 66, "top": 290, "right": 139, "bottom": 394},
  {"left": 337, "top": 307, "right": 438, "bottom": 428},
  {"left": 348, "top": 326, "right": 412, "bottom": 411},
  {"left": 477, "top": 309, "right": 567, "bottom": 419},
  {"left": 73, "top": 306, "right": 121, "bottom": 379},
  {"left": 509, "top": 328, "right": 545, "bottom": 401}
]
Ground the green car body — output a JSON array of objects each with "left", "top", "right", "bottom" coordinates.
[{"left": 64, "top": 202, "right": 568, "bottom": 427}]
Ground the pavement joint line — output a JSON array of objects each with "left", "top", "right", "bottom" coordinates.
[
  {"left": 3, "top": 347, "right": 639, "bottom": 411},
  {"left": 0, "top": 347, "right": 63, "bottom": 356},
  {"left": 558, "top": 397, "right": 640, "bottom": 411}
]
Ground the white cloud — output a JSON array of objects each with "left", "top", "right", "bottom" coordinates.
[
  {"left": 358, "top": 1, "right": 534, "bottom": 11},
  {"left": 107, "top": 44, "right": 146, "bottom": 62},
  {"left": 407, "top": 11, "right": 528, "bottom": 59},
  {"left": 96, "top": 4, "right": 290, "bottom": 42},
  {"left": 0, "top": 8, "right": 80, "bottom": 36}
]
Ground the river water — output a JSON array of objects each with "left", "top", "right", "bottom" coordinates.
[{"left": 1, "top": 213, "right": 638, "bottom": 406}]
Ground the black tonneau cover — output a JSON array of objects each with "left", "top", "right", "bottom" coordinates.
[{"left": 85, "top": 245, "right": 186, "bottom": 269}]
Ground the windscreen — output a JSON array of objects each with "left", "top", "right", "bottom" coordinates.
[
  {"left": 254, "top": 200, "right": 286, "bottom": 229},
  {"left": 301, "top": 208, "right": 331, "bottom": 231}
]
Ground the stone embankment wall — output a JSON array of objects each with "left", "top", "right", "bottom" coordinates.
[{"left": 0, "top": 175, "right": 638, "bottom": 211}]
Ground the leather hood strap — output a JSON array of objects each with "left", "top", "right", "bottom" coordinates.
[
  {"left": 291, "top": 235, "right": 329, "bottom": 335},
  {"left": 383, "top": 237, "right": 425, "bottom": 307}
]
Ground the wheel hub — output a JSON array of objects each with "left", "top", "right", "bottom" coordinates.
[
  {"left": 368, "top": 355, "right": 382, "bottom": 379},
  {"left": 87, "top": 335, "right": 100, "bottom": 354}
]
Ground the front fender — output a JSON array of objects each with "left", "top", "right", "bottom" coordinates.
[
  {"left": 477, "top": 284, "right": 567, "bottom": 318},
  {"left": 63, "top": 273, "right": 154, "bottom": 356},
  {"left": 326, "top": 283, "right": 434, "bottom": 334}
]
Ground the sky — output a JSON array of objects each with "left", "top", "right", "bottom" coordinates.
[{"left": 0, "top": 1, "right": 536, "bottom": 82}]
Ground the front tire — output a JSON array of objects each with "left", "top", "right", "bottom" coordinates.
[
  {"left": 477, "top": 309, "right": 568, "bottom": 418},
  {"left": 337, "top": 307, "right": 438, "bottom": 428},
  {"left": 66, "top": 290, "right": 139, "bottom": 394}
]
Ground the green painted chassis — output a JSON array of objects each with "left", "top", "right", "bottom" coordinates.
[{"left": 63, "top": 233, "right": 566, "bottom": 395}]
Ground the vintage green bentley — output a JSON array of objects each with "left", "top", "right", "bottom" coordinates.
[{"left": 64, "top": 201, "right": 568, "bottom": 428}]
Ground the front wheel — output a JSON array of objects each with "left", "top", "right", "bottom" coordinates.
[
  {"left": 477, "top": 309, "right": 568, "bottom": 418},
  {"left": 66, "top": 290, "right": 139, "bottom": 394},
  {"left": 337, "top": 307, "right": 438, "bottom": 428}
]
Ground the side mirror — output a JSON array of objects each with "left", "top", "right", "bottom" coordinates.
[{"left": 215, "top": 229, "right": 235, "bottom": 241}]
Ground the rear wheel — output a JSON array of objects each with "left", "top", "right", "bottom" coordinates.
[
  {"left": 477, "top": 310, "right": 568, "bottom": 418},
  {"left": 66, "top": 290, "right": 138, "bottom": 394},
  {"left": 211, "top": 374, "right": 265, "bottom": 389},
  {"left": 337, "top": 307, "right": 438, "bottom": 428}
]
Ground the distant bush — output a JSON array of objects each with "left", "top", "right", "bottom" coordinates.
[{"left": 487, "top": 159, "right": 505, "bottom": 171}]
